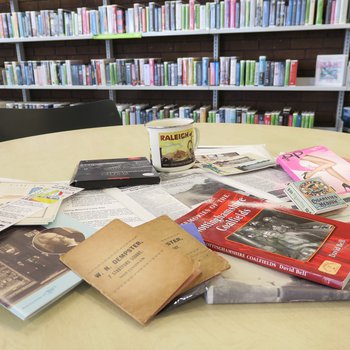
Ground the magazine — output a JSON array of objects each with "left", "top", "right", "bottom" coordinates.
[
  {"left": 0, "top": 210, "right": 96, "bottom": 320},
  {"left": 176, "top": 189, "right": 350, "bottom": 289},
  {"left": 276, "top": 145, "right": 350, "bottom": 195}
]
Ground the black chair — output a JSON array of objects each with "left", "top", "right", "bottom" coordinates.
[{"left": 0, "top": 99, "right": 122, "bottom": 142}]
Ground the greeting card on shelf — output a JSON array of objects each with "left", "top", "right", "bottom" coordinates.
[{"left": 315, "top": 54, "right": 348, "bottom": 86}]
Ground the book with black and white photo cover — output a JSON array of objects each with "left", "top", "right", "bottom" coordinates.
[
  {"left": 0, "top": 210, "right": 96, "bottom": 320},
  {"left": 177, "top": 188, "right": 350, "bottom": 289},
  {"left": 70, "top": 157, "right": 160, "bottom": 189}
]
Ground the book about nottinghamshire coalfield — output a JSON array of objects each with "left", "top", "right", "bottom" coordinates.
[{"left": 176, "top": 189, "right": 350, "bottom": 289}]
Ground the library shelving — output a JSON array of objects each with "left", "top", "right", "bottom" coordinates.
[{"left": 0, "top": 0, "right": 349, "bottom": 131}]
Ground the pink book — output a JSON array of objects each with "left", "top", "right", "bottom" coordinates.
[
  {"left": 189, "top": 0, "right": 195, "bottom": 30},
  {"left": 276, "top": 145, "right": 350, "bottom": 195},
  {"left": 230, "top": 0, "right": 236, "bottom": 27},
  {"left": 149, "top": 58, "right": 155, "bottom": 86},
  {"left": 117, "top": 9, "right": 125, "bottom": 33}
]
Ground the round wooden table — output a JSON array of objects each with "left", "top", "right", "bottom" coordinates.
[{"left": 1, "top": 124, "right": 349, "bottom": 350}]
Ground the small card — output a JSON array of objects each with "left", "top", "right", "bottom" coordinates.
[
  {"left": 284, "top": 177, "right": 348, "bottom": 214},
  {"left": 60, "top": 219, "right": 200, "bottom": 325}
]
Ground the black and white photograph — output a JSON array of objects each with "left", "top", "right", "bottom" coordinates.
[{"left": 227, "top": 209, "right": 334, "bottom": 261}]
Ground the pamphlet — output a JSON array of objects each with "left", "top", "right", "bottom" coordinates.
[
  {"left": 60, "top": 219, "right": 201, "bottom": 325},
  {"left": 0, "top": 184, "right": 83, "bottom": 232},
  {"left": 195, "top": 145, "right": 275, "bottom": 176}
]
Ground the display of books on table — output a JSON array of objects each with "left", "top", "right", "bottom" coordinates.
[{"left": 2, "top": 143, "right": 350, "bottom": 322}]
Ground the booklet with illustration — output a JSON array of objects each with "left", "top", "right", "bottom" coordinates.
[
  {"left": 195, "top": 145, "right": 275, "bottom": 176},
  {"left": 0, "top": 210, "right": 96, "bottom": 320},
  {"left": 276, "top": 145, "right": 350, "bottom": 195},
  {"left": 60, "top": 219, "right": 201, "bottom": 325},
  {"left": 284, "top": 177, "right": 348, "bottom": 214},
  {"left": 176, "top": 188, "right": 350, "bottom": 289}
]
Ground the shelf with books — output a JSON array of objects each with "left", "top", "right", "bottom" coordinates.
[
  {"left": 0, "top": 84, "right": 346, "bottom": 92},
  {"left": 0, "top": 0, "right": 349, "bottom": 130},
  {"left": 1, "top": 24, "right": 350, "bottom": 44},
  {"left": 0, "top": 85, "right": 210, "bottom": 91},
  {"left": 0, "top": 34, "right": 94, "bottom": 44},
  {"left": 209, "top": 23, "right": 350, "bottom": 34}
]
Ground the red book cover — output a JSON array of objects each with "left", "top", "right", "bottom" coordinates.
[
  {"left": 176, "top": 189, "right": 350, "bottom": 289},
  {"left": 264, "top": 113, "right": 271, "bottom": 125},
  {"left": 289, "top": 60, "right": 298, "bottom": 86}
]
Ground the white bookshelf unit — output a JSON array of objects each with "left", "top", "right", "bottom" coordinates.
[{"left": 0, "top": 0, "right": 349, "bottom": 131}]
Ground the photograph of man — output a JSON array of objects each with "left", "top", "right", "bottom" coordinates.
[
  {"left": 227, "top": 209, "right": 333, "bottom": 261},
  {"left": 0, "top": 225, "right": 85, "bottom": 306},
  {"left": 32, "top": 227, "right": 85, "bottom": 255}
]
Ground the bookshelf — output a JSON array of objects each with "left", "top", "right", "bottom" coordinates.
[{"left": 0, "top": 1, "right": 349, "bottom": 131}]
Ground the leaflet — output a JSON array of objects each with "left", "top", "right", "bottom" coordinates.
[
  {"left": 62, "top": 189, "right": 154, "bottom": 229},
  {"left": 0, "top": 181, "right": 72, "bottom": 225},
  {"left": 0, "top": 185, "right": 83, "bottom": 232}
]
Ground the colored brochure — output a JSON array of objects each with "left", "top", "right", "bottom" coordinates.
[
  {"left": 276, "top": 145, "right": 350, "bottom": 195},
  {"left": 195, "top": 144, "right": 275, "bottom": 176},
  {"left": 176, "top": 188, "right": 350, "bottom": 289},
  {"left": 0, "top": 179, "right": 83, "bottom": 225},
  {"left": 0, "top": 184, "right": 83, "bottom": 232},
  {"left": 0, "top": 210, "right": 96, "bottom": 320}
]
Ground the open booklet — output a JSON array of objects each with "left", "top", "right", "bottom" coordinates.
[{"left": 195, "top": 144, "right": 276, "bottom": 176}]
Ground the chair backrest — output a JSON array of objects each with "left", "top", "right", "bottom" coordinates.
[{"left": 0, "top": 99, "right": 122, "bottom": 142}]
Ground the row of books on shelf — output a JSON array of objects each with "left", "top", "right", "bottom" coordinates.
[
  {"left": 117, "top": 103, "right": 315, "bottom": 127},
  {"left": 0, "top": 56, "right": 298, "bottom": 88},
  {"left": 2, "top": 101, "right": 69, "bottom": 109},
  {"left": 0, "top": 0, "right": 349, "bottom": 39}
]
